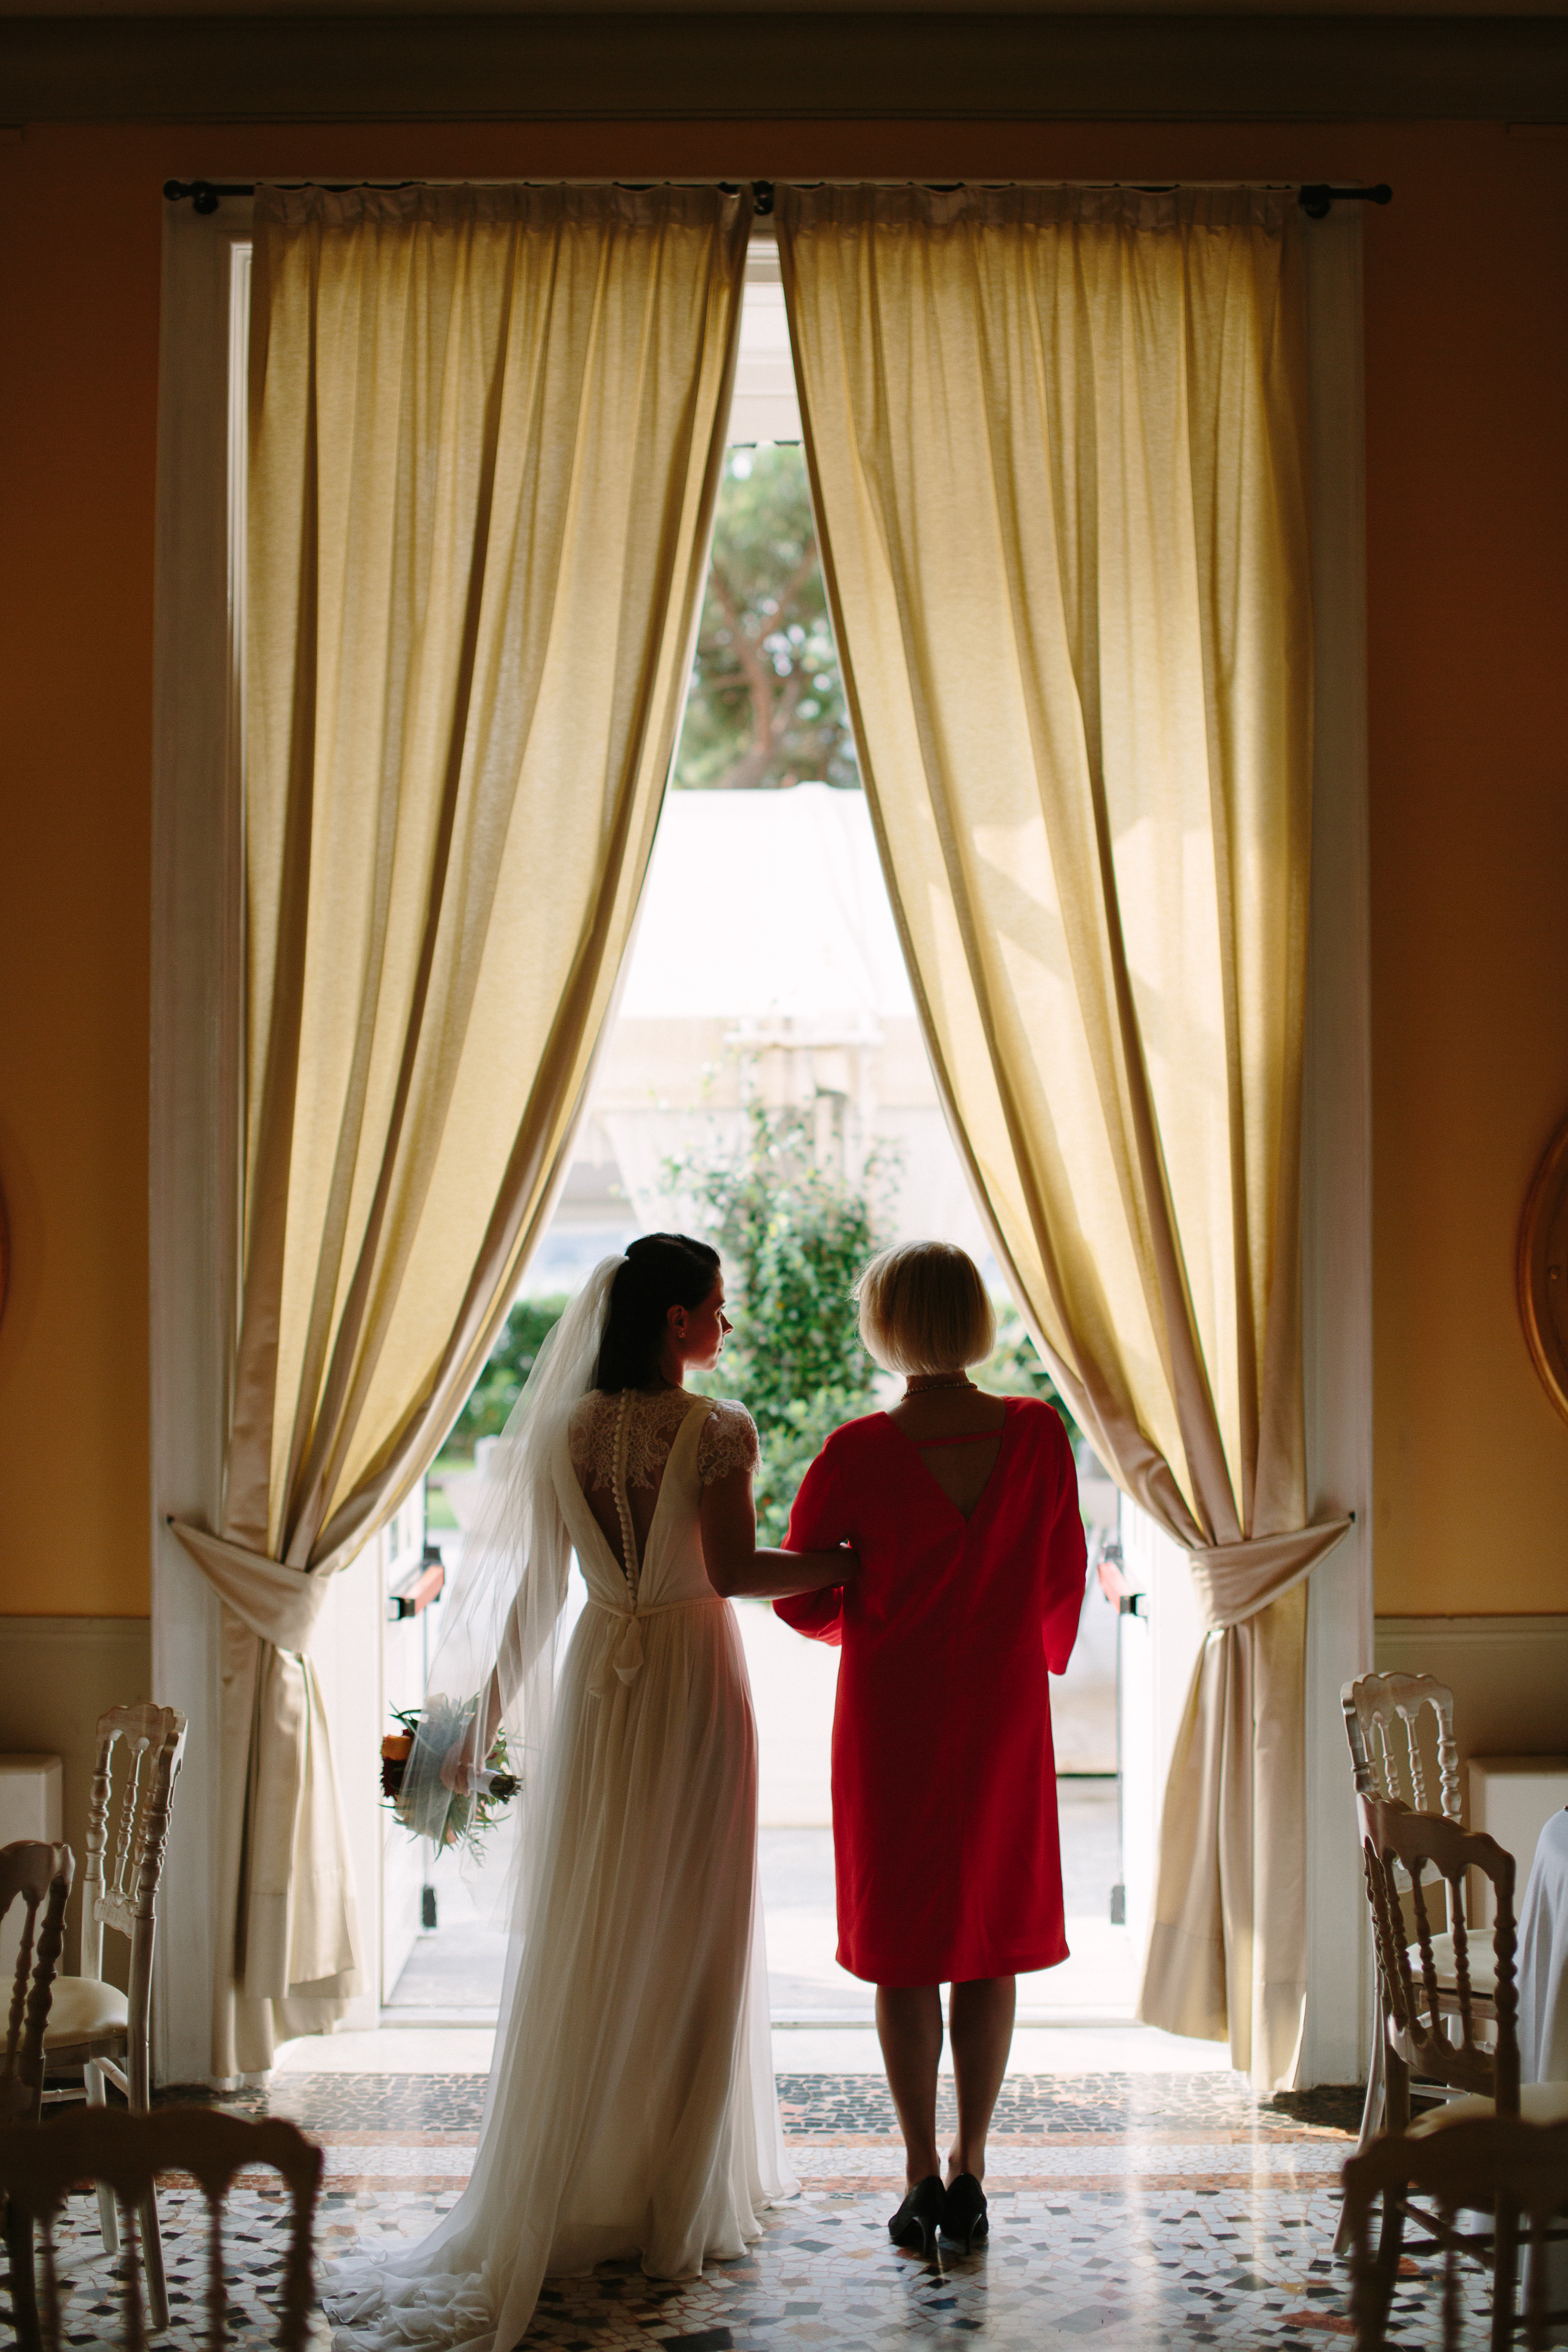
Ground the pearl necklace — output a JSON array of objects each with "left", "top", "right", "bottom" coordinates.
[{"left": 902, "top": 1372, "right": 975, "bottom": 1395}]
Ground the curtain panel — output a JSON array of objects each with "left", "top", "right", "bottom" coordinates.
[
  {"left": 777, "top": 182, "right": 1346, "bottom": 2090},
  {"left": 174, "top": 180, "right": 749, "bottom": 2080}
]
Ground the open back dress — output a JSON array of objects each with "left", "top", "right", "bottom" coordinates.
[{"left": 330, "top": 1387, "right": 793, "bottom": 2352}]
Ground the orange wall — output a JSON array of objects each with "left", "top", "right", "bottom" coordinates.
[
  {"left": 0, "top": 138, "right": 160, "bottom": 1616},
  {"left": 2, "top": 114, "right": 1565, "bottom": 1617}
]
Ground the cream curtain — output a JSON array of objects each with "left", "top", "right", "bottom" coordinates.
[
  {"left": 174, "top": 181, "right": 748, "bottom": 2080},
  {"left": 778, "top": 182, "right": 1347, "bottom": 2090}
]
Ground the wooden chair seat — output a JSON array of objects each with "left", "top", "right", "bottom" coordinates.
[
  {"left": 0, "top": 2102, "right": 322, "bottom": 2352},
  {"left": 1409, "top": 2081, "right": 1568, "bottom": 2138},
  {"left": 1344, "top": 2117, "right": 1568, "bottom": 2350},
  {"left": 42, "top": 1977, "right": 128, "bottom": 2047}
]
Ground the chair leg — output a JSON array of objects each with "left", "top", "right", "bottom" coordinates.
[
  {"left": 1491, "top": 2198, "right": 1520, "bottom": 2352},
  {"left": 125, "top": 1996, "right": 164, "bottom": 2330},
  {"left": 85, "top": 2060, "right": 119, "bottom": 2255},
  {"left": 1370, "top": 2186, "right": 1406, "bottom": 2339},
  {"left": 1336, "top": 2035, "right": 1388, "bottom": 2256},
  {"left": 1362, "top": 2047, "right": 1409, "bottom": 2341},
  {"left": 4, "top": 2195, "right": 43, "bottom": 2352},
  {"left": 136, "top": 2185, "right": 169, "bottom": 2335}
]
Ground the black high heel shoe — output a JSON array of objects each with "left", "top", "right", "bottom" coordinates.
[
  {"left": 888, "top": 2175, "right": 945, "bottom": 2255},
  {"left": 940, "top": 2173, "right": 989, "bottom": 2254}
]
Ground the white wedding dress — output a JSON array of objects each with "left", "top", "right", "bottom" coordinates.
[{"left": 328, "top": 1382, "right": 796, "bottom": 2352}]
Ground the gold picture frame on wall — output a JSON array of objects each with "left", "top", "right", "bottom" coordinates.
[{"left": 1519, "top": 1116, "right": 1568, "bottom": 1430}]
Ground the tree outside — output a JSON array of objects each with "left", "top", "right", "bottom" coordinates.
[
  {"left": 666, "top": 1102, "right": 893, "bottom": 1541},
  {"left": 674, "top": 447, "right": 857, "bottom": 793}
]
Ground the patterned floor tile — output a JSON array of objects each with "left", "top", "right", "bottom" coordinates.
[{"left": 4, "top": 2074, "right": 1498, "bottom": 2347}]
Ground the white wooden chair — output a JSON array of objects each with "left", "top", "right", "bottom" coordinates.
[
  {"left": 1, "top": 1841, "right": 73, "bottom": 2352},
  {"left": 1340, "top": 1672, "right": 1495, "bottom": 2247},
  {"left": 1344, "top": 1673, "right": 1487, "bottom": 2012},
  {"left": 40, "top": 1704, "right": 186, "bottom": 2332},
  {"left": 0, "top": 2104, "right": 322, "bottom": 2352},
  {"left": 1344, "top": 1669, "right": 1464, "bottom": 1823}
]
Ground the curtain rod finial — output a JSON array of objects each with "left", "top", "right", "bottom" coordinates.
[
  {"left": 164, "top": 179, "right": 223, "bottom": 213},
  {"left": 1299, "top": 182, "right": 1393, "bottom": 220}
]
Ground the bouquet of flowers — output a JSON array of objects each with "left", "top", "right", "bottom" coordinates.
[{"left": 379, "top": 1697, "right": 520, "bottom": 1856}]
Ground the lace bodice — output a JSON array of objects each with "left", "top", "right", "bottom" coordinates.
[{"left": 568, "top": 1389, "right": 759, "bottom": 1494}]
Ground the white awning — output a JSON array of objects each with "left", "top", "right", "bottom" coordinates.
[{"left": 619, "top": 786, "right": 917, "bottom": 1023}]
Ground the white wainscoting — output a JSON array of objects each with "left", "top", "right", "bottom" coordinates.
[
  {"left": 0, "top": 1617, "right": 153, "bottom": 1994},
  {"left": 1374, "top": 1616, "right": 1568, "bottom": 1783}
]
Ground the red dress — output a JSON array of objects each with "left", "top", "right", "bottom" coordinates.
[{"left": 776, "top": 1397, "right": 1086, "bottom": 1986}]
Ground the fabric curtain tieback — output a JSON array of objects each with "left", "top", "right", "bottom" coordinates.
[
  {"left": 585, "top": 1594, "right": 724, "bottom": 1692},
  {"left": 170, "top": 1523, "right": 332, "bottom": 1654},
  {"left": 1186, "top": 1521, "right": 1352, "bottom": 1633}
]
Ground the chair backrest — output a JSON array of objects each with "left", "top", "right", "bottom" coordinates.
[
  {"left": 1360, "top": 1790, "right": 1518, "bottom": 2107},
  {"left": 1343, "top": 1671, "right": 1462, "bottom": 1819},
  {"left": 0, "top": 1842, "right": 73, "bottom": 2125},
  {"left": 0, "top": 2102, "right": 322, "bottom": 2352},
  {"left": 82, "top": 1705, "right": 187, "bottom": 1983},
  {"left": 1343, "top": 2117, "right": 1568, "bottom": 2349}
]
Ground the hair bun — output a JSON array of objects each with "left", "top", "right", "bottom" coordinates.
[{"left": 596, "top": 1232, "right": 721, "bottom": 1392}]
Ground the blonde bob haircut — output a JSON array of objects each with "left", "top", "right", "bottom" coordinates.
[{"left": 854, "top": 1241, "right": 996, "bottom": 1377}]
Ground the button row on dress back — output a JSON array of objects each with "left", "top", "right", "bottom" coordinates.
[{"left": 611, "top": 1391, "right": 639, "bottom": 1602}]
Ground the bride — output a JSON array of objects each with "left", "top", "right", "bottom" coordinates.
[{"left": 329, "top": 1233, "right": 852, "bottom": 2352}]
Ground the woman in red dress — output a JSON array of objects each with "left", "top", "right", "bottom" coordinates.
[{"left": 775, "top": 1242, "right": 1086, "bottom": 2256}]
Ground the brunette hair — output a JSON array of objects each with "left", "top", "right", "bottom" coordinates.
[
  {"left": 854, "top": 1240, "right": 995, "bottom": 1376},
  {"left": 595, "top": 1233, "right": 722, "bottom": 1393}
]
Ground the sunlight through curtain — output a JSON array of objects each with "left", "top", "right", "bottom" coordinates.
[
  {"left": 174, "top": 180, "right": 748, "bottom": 2079},
  {"left": 778, "top": 181, "right": 1347, "bottom": 2089}
]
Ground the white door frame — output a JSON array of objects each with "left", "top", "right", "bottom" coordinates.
[
  {"left": 1298, "top": 205, "right": 1376, "bottom": 2088},
  {"left": 149, "top": 192, "right": 253, "bottom": 2086}
]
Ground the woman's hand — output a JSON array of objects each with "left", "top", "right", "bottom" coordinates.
[
  {"left": 439, "top": 1741, "right": 479, "bottom": 1796},
  {"left": 439, "top": 1677, "right": 502, "bottom": 1796}
]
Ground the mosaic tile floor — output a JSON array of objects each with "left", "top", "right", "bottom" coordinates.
[{"left": 12, "top": 2073, "right": 1498, "bottom": 2348}]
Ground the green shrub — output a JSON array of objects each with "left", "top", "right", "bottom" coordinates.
[
  {"left": 669, "top": 1102, "right": 893, "bottom": 1541},
  {"left": 976, "top": 1302, "right": 1085, "bottom": 1457},
  {"left": 444, "top": 1293, "right": 570, "bottom": 1461}
]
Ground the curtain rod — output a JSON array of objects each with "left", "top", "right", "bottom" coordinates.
[{"left": 163, "top": 176, "right": 1392, "bottom": 219}]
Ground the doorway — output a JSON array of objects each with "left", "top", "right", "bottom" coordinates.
[
  {"left": 383, "top": 232, "right": 1133, "bottom": 2057},
  {"left": 151, "top": 194, "right": 1371, "bottom": 2093}
]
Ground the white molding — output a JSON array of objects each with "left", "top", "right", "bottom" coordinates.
[
  {"left": 1377, "top": 1615, "right": 1568, "bottom": 1643},
  {"left": 1298, "top": 206, "right": 1376, "bottom": 2089},
  {"left": 1375, "top": 1615, "right": 1568, "bottom": 1775},
  {"left": 0, "top": 1617, "right": 153, "bottom": 1645},
  {"left": 149, "top": 191, "right": 253, "bottom": 2089}
]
